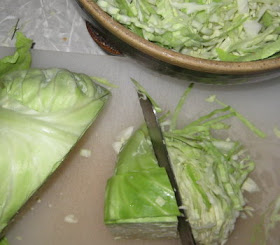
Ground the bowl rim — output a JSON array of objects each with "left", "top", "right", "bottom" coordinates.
[{"left": 78, "top": 0, "right": 280, "bottom": 75}]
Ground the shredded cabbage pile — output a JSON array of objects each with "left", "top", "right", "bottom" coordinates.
[
  {"left": 96, "top": 0, "right": 280, "bottom": 61},
  {"left": 105, "top": 81, "right": 265, "bottom": 244}
]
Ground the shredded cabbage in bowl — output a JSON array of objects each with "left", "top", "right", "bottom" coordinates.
[{"left": 96, "top": 0, "right": 280, "bottom": 61}]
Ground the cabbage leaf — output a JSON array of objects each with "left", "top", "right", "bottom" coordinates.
[
  {"left": 0, "top": 32, "right": 32, "bottom": 79},
  {"left": 104, "top": 126, "right": 180, "bottom": 239}
]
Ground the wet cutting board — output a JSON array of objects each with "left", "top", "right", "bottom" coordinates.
[{"left": 1, "top": 47, "right": 280, "bottom": 245}]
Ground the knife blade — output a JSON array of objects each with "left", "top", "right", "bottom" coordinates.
[{"left": 136, "top": 90, "right": 196, "bottom": 245}]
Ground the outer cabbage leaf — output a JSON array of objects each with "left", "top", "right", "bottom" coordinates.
[
  {"left": 105, "top": 168, "right": 180, "bottom": 222},
  {"left": 0, "top": 68, "right": 110, "bottom": 234},
  {"left": 0, "top": 32, "right": 32, "bottom": 79},
  {"left": 104, "top": 127, "right": 180, "bottom": 239},
  {"left": 114, "top": 125, "right": 159, "bottom": 174}
]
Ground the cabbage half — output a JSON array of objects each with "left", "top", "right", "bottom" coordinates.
[
  {"left": 0, "top": 33, "right": 111, "bottom": 237},
  {"left": 96, "top": 0, "right": 280, "bottom": 61},
  {"left": 104, "top": 82, "right": 263, "bottom": 244},
  {"left": 0, "top": 68, "right": 110, "bottom": 235}
]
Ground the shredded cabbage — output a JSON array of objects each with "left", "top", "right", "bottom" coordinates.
[
  {"left": 273, "top": 126, "right": 280, "bottom": 138},
  {"left": 264, "top": 196, "right": 280, "bottom": 237},
  {"left": 96, "top": 0, "right": 280, "bottom": 61},
  {"left": 251, "top": 195, "right": 280, "bottom": 244},
  {"left": 105, "top": 81, "right": 263, "bottom": 244}
]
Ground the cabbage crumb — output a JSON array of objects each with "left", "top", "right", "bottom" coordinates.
[
  {"left": 64, "top": 214, "right": 78, "bottom": 224},
  {"left": 80, "top": 149, "right": 92, "bottom": 158}
]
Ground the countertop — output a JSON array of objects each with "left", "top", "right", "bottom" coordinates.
[{"left": 0, "top": 0, "right": 106, "bottom": 55}]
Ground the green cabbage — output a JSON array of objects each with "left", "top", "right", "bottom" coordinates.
[
  {"left": 0, "top": 33, "right": 110, "bottom": 240},
  {"left": 0, "top": 237, "right": 8, "bottom": 245},
  {"left": 0, "top": 32, "right": 32, "bottom": 79},
  {"left": 105, "top": 126, "right": 180, "bottom": 239},
  {"left": 0, "top": 68, "right": 110, "bottom": 235},
  {"left": 251, "top": 195, "right": 280, "bottom": 244},
  {"left": 264, "top": 196, "right": 280, "bottom": 239},
  {"left": 96, "top": 0, "right": 280, "bottom": 61},
  {"left": 105, "top": 82, "right": 263, "bottom": 244}
]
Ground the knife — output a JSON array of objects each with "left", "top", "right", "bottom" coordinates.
[{"left": 136, "top": 89, "right": 196, "bottom": 245}]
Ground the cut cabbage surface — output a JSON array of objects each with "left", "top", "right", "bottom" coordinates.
[
  {"left": 0, "top": 33, "right": 111, "bottom": 239},
  {"left": 104, "top": 82, "right": 262, "bottom": 244}
]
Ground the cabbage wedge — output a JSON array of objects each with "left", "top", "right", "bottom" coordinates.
[
  {"left": 104, "top": 82, "right": 262, "bottom": 244},
  {"left": 0, "top": 68, "right": 110, "bottom": 235},
  {"left": 105, "top": 125, "right": 181, "bottom": 239},
  {"left": 0, "top": 33, "right": 111, "bottom": 238}
]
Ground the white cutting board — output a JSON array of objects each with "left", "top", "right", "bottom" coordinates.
[{"left": 1, "top": 47, "right": 280, "bottom": 245}]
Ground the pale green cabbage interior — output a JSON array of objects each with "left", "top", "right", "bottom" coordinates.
[{"left": 0, "top": 33, "right": 110, "bottom": 242}]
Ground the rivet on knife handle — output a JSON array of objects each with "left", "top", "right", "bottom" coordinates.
[{"left": 136, "top": 89, "right": 196, "bottom": 245}]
